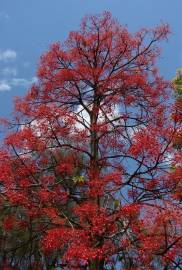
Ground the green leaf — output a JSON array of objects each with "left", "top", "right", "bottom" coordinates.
[{"left": 73, "top": 175, "right": 85, "bottom": 184}]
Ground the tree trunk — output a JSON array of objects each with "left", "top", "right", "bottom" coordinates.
[
  {"left": 89, "top": 96, "right": 105, "bottom": 270},
  {"left": 89, "top": 258, "right": 104, "bottom": 270}
]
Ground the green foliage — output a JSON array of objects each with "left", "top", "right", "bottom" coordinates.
[
  {"left": 73, "top": 175, "right": 85, "bottom": 184},
  {"left": 172, "top": 69, "right": 182, "bottom": 100},
  {"left": 113, "top": 199, "right": 120, "bottom": 209}
]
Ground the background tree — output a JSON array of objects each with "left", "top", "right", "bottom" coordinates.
[
  {"left": 172, "top": 69, "right": 182, "bottom": 149},
  {"left": 0, "top": 12, "right": 181, "bottom": 270}
]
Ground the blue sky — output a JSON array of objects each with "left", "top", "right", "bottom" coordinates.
[{"left": 0, "top": 0, "right": 182, "bottom": 120}]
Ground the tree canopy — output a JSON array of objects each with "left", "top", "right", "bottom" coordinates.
[{"left": 0, "top": 12, "right": 181, "bottom": 270}]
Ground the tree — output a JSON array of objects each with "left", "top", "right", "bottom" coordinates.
[
  {"left": 0, "top": 12, "right": 181, "bottom": 270},
  {"left": 172, "top": 69, "right": 182, "bottom": 149}
]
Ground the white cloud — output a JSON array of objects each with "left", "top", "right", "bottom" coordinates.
[
  {"left": 2, "top": 67, "right": 17, "bottom": 77},
  {"left": 0, "top": 49, "right": 17, "bottom": 61},
  {"left": 0, "top": 82, "right": 11, "bottom": 91},
  {"left": 31, "top": 76, "right": 38, "bottom": 83},
  {"left": 74, "top": 103, "right": 120, "bottom": 131},
  {"left": 75, "top": 104, "right": 90, "bottom": 130},
  {"left": 11, "top": 77, "right": 38, "bottom": 87},
  {"left": 0, "top": 77, "right": 38, "bottom": 92},
  {"left": 11, "top": 78, "right": 30, "bottom": 87}
]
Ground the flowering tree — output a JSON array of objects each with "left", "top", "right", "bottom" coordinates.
[{"left": 0, "top": 12, "right": 181, "bottom": 270}]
